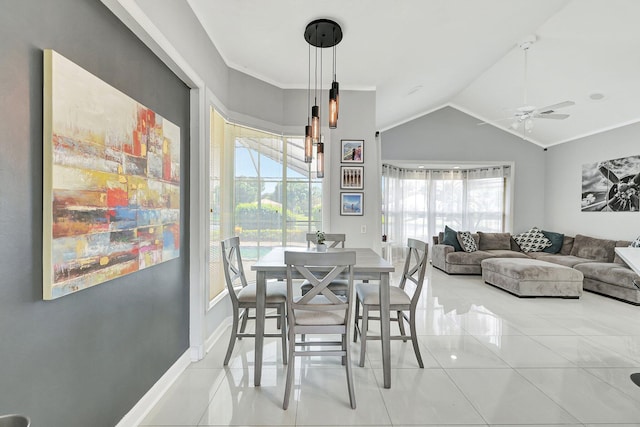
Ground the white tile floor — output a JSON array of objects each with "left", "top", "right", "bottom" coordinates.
[{"left": 140, "top": 263, "right": 640, "bottom": 426}]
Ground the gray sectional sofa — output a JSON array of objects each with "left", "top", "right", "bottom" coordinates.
[{"left": 432, "top": 232, "right": 640, "bottom": 304}]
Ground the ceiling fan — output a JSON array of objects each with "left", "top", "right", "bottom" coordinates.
[{"left": 481, "top": 35, "right": 575, "bottom": 134}]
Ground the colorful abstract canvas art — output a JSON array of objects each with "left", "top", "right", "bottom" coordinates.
[{"left": 43, "top": 50, "right": 181, "bottom": 300}]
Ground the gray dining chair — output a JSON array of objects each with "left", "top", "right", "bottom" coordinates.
[
  {"left": 221, "top": 236, "right": 287, "bottom": 366},
  {"left": 283, "top": 251, "right": 357, "bottom": 410},
  {"left": 302, "top": 233, "right": 348, "bottom": 296},
  {"left": 353, "top": 238, "right": 428, "bottom": 368}
]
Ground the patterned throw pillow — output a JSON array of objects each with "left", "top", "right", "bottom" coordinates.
[
  {"left": 514, "top": 227, "right": 553, "bottom": 253},
  {"left": 457, "top": 231, "right": 478, "bottom": 252},
  {"left": 630, "top": 236, "right": 640, "bottom": 248}
]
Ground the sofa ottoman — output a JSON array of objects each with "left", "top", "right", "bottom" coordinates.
[{"left": 481, "top": 258, "right": 583, "bottom": 298}]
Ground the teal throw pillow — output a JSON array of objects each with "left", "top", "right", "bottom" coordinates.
[
  {"left": 443, "top": 225, "right": 463, "bottom": 252},
  {"left": 542, "top": 230, "right": 564, "bottom": 253}
]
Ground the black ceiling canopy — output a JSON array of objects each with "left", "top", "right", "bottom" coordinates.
[{"left": 304, "top": 19, "right": 343, "bottom": 48}]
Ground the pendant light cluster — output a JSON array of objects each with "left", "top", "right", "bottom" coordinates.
[{"left": 303, "top": 19, "right": 343, "bottom": 178}]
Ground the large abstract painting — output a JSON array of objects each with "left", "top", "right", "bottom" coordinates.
[
  {"left": 43, "top": 50, "right": 181, "bottom": 300},
  {"left": 581, "top": 154, "right": 640, "bottom": 212}
]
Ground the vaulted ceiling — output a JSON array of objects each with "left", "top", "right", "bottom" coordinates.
[{"left": 185, "top": 0, "right": 640, "bottom": 147}]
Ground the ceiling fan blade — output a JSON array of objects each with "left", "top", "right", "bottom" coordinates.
[
  {"left": 534, "top": 113, "right": 570, "bottom": 120},
  {"left": 477, "top": 116, "right": 515, "bottom": 125},
  {"left": 537, "top": 100, "right": 575, "bottom": 113}
]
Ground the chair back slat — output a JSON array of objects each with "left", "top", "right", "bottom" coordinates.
[
  {"left": 285, "top": 251, "right": 355, "bottom": 316},
  {"left": 399, "top": 238, "right": 428, "bottom": 305},
  {"left": 221, "top": 237, "right": 249, "bottom": 305},
  {"left": 296, "top": 264, "right": 348, "bottom": 305},
  {"left": 306, "top": 233, "right": 346, "bottom": 249}
]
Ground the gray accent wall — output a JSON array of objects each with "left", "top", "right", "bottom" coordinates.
[
  {"left": 0, "top": 1, "right": 190, "bottom": 426},
  {"left": 381, "top": 106, "right": 547, "bottom": 233},
  {"left": 544, "top": 122, "right": 640, "bottom": 240}
]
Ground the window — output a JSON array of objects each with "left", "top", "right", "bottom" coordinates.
[
  {"left": 209, "top": 109, "right": 226, "bottom": 302},
  {"left": 209, "top": 119, "right": 322, "bottom": 293},
  {"left": 382, "top": 165, "right": 511, "bottom": 251}
]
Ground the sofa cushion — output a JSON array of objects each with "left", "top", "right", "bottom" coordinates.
[
  {"left": 529, "top": 254, "right": 595, "bottom": 268},
  {"left": 446, "top": 250, "right": 493, "bottom": 265},
  {"left": 570, "top": 234, "right": 617, "bottom": 262},
  {"left": 541, "top": 230, "right": 564, "bottom": 254},
  {"left": 510, "top": 237, "right": 523, "bottom": 252},
  {"left": 631, "top": 235, "right": 640, "bottom": 248},
  {"left": 481, "top": 258, "right": 583, "bottom": 282},
  {"left": 478, "top": 232, "right": 511, "bottom": 250},
  {"left": 513, "top": 227, "right": 552, "bottom": 252},
  {"left": 574, "top": 262, "right": 640, "bottom": 290},
  {"left": 457, "top": 231, "right": 478, "bottom": 252},
  {"left": 442, "top": 226, "right": 463, "bottom": 251},
  {"left": 485, "top": 250, "right": 530, "bottom": 259},
  {"left": 560, "top": 235, "right": 574, "bottom": 255}
]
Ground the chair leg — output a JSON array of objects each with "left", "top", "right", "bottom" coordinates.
[
  {"left": 223, "top": 309, "right": 240, "bottom": 366},
  {"left": 397, "top": 310, "right": 408, "bottom": 342},
  {"left": 409, "top": 311, "right": 424, "bottom": 368},
  {"left": 341, "top": 334, "right": 347, "bottom": 366},
  {"left": 359, "top": 306, "right": 369, "bottom": 367},
  {"left": 277, "top": 306, "right": 282, "bottom": 330},
  {"left": 280, "top": 304, "right": 287, "bottom": 365},
  {"left": 239, "top": 308, "right": 249, "bottom": 338},
  {"left": 344, "top": 330, "right": 356, "bottom": 409},
  {"left": 283, "top": 323, "right": 296, "bottom": 409},
  {"left": 353, "top": 296, "right": 360, "bottom": 343}
]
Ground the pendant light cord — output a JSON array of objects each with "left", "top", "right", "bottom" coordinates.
[
  {"left": 333, "top": 28, "right": 337, "bottom": 81},
  {"left": 307, "top": 43, "right": 311, "bottom": 125},
  {"left": 314, "top": 24, "right": 318, "bottom": 105},
  {"left": 523, "top": 46, "right": 528, "bottom": 105},
  {"left": 320, "top": 44, "right": 323, "bottom": 116}
]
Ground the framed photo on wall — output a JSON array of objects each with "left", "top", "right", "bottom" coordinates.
[
  {"left": 340, "top": 192, "right": 364, "bottom": 216},
  {"left": 341, "top": 139, "right": 364, "bottom": 163},
  {"left": 340, "top": 166, "right": 364, "bottom": 190}
]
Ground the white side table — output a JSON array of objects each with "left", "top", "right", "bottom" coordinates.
[
  {"left": 381, "top": 241, "right": 393, "bottom": 263},
  {"left": 616, "top": 247, "right": 640, "bottom": 389},
  {"left": 614, "top": 247, "right": 640, "bottom": 276}
]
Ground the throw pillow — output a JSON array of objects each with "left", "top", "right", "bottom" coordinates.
[
  {"left": 630, "top": 236, "right": 640, "bottom": 248},
  {"left": 442, "top": 225, "right": 463, "bottom": 252},
  {"left": 513, "top": 227, "right": 552, "bottom": 253},
  {"left": 477, "top": 232, "right": 511, "bottom": 250},
  {"left": 542, "top": 230, "right": 564, "bottom": 254},
  {"left": 457, "top": 231, "right": 478, "bottom": 252}
]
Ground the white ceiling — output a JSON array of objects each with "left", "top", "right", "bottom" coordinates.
[{"left": 186, "top": 0, "right": 640, "bottom": 147}]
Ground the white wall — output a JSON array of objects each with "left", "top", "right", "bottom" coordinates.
[
  {"left": 327, "top": 91, "right": 380, "bottom": 251},
  {"left": 544, "top": 122, "right": 640, "bottom": 240},
  {"left": 283, "top": 89, "right": 381, "bottom": 251}
]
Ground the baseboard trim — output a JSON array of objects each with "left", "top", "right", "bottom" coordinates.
[
  {"left": 115, "top": 350, "right": 191, "bottom": 427},
  {"left": 115, "top": 319, "right": 232, "bottom": 427},
  {"left": 206, "top": 316, "right": 232, "bottom": 353}
]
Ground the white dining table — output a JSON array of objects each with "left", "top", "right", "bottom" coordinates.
[{"left": 251, "top": 246, "right": 395, "bottom": 388}]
